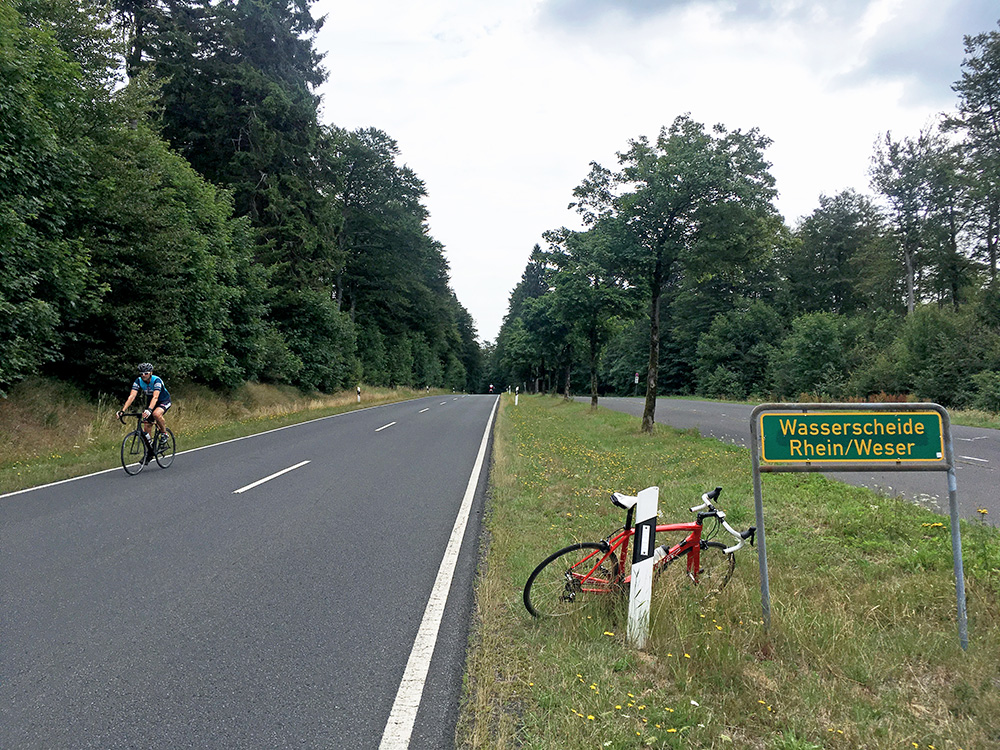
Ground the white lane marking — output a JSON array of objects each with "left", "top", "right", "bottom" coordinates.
[
  {"left": 375, "top": 422, "right": 397, "bottom": 432},
  {"left": 419, "top": 408, "right": 430, "bottom": 413},
  {"left": 379, "top": 396, "right": 499, "bottom": 750},
  {"left": 233, "top": 460, "right": 310, "bottom": 494},
  {"left": 440, "top": 402, "right": 447, "bottom": 405},
  {"left": 959, "top": 455, "right": 988, "bottom": 463}
]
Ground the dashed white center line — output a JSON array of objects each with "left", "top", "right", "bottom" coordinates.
[
  {"left": 233, "top": 460, "right": 310, "bottom": 494},
  {"left": 439, "top": 402, "right": 447, "bottom": 405},
  {"left": 959, "top": 455, "right": 988, "bottom": 463},
  {"left": 419, "top": 408, "right": 430, "bottom": 413},
  {"left": 375, "top": 422, "right": 397, "bottom": 432}
]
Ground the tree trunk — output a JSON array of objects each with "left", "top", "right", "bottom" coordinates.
[
  {"left": 949, "top": 206, "right": 960, "bottom": 308},
  {"left": 590, "top": 330, "right": 599, "bottom": 409},
  {"left": 564, "top": 362, "right": 572, "bottom": 400},
  {"left": 990, "top": 198, "right": 998, "bottom": 284},
  {"left": 641, "top": 258, "right": 663, "bottom": 433},
  {"left": 904, "top": 242, "right": 916, "bottom": 314}
]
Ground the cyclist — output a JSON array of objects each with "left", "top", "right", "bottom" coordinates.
[{"left": 117, "top": 363, "right": 172, "bottom": 461}]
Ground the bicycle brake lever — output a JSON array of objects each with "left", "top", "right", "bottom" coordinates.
[{"left": 742, "top": 527, "right": 757, "bottom": 547}]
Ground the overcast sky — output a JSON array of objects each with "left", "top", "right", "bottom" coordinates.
[{"left": 313, "top": 0, "right": 998, "bottom": 343}]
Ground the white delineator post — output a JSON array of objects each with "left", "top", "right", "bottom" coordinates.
[
  {"left": 627, "top": 486, "right": 658, "bottom": 649},
  {"left": 515, "top": 386, "right": 519, "bottom": 406}
]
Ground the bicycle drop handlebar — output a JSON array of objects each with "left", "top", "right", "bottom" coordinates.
[
  {"left": 118, "top": 411, "right": 153, "bottom": 426},
  {"left": 689, "top": 487, "right": 756, "bottom": 554}
]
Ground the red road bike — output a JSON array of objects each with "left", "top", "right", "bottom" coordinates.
[{"left": 523, "top": 487, "right": 756, "bottom": 618}]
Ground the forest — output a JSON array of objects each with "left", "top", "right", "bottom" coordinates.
[
  {"left": 486, "top": 19, "right": 1000, "bottom": 424},
  {"left": 1, "top": 0, "right": 483, "bottom": 398}
]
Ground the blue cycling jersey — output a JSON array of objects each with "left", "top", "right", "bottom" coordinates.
[{"left": 132, "top": 375, "right": 171, "bottom": 404}]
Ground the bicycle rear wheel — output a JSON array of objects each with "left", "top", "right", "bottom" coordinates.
[
  {"left": 154, "top": 428, "right": 175, "bottom": 468},
  {"left": 655, "top": 541, "right": 735, "bottom": 603},
  {"left": 523, "top": 543, "right": 621, "bottom": 618},
  {"left": 121, "top": 431, "right": 146, "bottom": 475}
]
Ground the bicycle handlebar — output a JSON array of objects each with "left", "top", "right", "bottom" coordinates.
[
  {"left": 118, "top": 410, "right": 150, "bottom": 425},
  {"left": 687, "top": 486, "right": 756, "bottom": 553}
]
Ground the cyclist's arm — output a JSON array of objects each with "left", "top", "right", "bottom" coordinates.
[
  {"left": 147, "top": 385, "right": 160, "bottom": 411},
  {"left": 121, "top": 387, "right": 138, "bottom": 413}
]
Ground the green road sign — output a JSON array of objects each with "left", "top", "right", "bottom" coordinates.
[{"left": 759, "top": 410, "right": 945, "bottom": 464}]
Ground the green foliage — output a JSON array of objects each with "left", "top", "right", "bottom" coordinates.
[
  {"left": 783, "top": 190, "right": 900, "bottom": 315},
  {"left": 695, "top": 301, "right": 784, "bottom": 399},
  {"left": 972, "top": 370, "right": 1000, "bottom": 411},
  {"left": 2, "top": 0, "right": 482, "bottom": 398},
  {"left": 274, "top": 289, "right": 358, "bottom": 393},
  {"left": 0, "top": 0, "right": 104, "bottom": 392},
  {"left": 61, "top": 120, "right": 244, "bottom": 392},
  {"left": 768, "top": 312, "right": 848, "bottom": 398}
]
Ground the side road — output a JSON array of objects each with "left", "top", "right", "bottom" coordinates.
[{"left": 585, "top": 396, "right": 999, "bottom": 524}]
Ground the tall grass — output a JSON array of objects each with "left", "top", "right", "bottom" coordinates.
[
  {"left": 459, "top": 394, "right": 1000, "bottom": 749},
  {"left": 0, "top": 377, "right": 436, "bottom": 495}
]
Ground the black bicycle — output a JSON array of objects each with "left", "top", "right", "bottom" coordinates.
[{"left": 118, "top": 411, "right": 175, "bottom": 475}]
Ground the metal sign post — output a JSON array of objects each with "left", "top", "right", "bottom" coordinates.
[
  {"left": 750, "top": 403, "right": 968, "bottom": 649},
  {"left": 626, "top": 486, "right": 658, "bottom": 649}
]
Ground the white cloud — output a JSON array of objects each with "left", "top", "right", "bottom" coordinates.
[{"left": 314, "top": 0, "right": 996, "bottom": 342}]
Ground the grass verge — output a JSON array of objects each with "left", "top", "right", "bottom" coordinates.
[
  {"left": 0, "top": 377, "right": 440, "bottom": 496},
  {"left": 459, "top": 394, "right": 1000, "bottom": 750}
]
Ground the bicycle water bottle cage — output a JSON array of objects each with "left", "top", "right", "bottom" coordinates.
[{"left": 611, "top": 492, "right": 636, "bottom": 510}]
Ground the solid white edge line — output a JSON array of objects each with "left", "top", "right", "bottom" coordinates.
[
  {"left": 0, "top": 397, "right": 427, "bottom": 502},
  {"left": 375, "top": 422, "right": 397, "bottom": 432},
  {"left": 378, "top": 395, "right": 499, "bottom": 750},
  {"left": 232, "top": 460, "right": 310, "bottom": 494}
]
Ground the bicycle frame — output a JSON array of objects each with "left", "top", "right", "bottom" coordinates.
[
  {"left": 120, "top": 411, "right": 154, "bottom": 438},
  {"left": 565, "top": 520, "right": 706, "bottom": 595}
]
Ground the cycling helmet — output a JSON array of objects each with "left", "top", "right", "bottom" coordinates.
[{"left": 138, "top": 362, "right": 154, "bottom": 373}]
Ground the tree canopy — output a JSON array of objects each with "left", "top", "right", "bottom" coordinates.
[
  {"left": 0, "top": 0, "right": 481, "bottom": 397},
  {"left": 490, "top": 19, "right": 1000, "bottom": 414}
]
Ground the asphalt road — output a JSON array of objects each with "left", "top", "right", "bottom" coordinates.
[
  {"left": 584, "top": 396, "right": 1000, "bottom": 524},
  {"left": 1, "top": 394, "right": 498, "bottom": 749}
]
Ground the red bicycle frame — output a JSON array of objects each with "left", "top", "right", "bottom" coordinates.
[{"left": 567, "top": 520, "right": 705, "bottom": 593}]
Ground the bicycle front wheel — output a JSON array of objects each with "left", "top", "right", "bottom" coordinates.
[
  {"left": 523, "top": 543, "right": 621, "bottom": 618},
  {"left": 154, "top": 428, "right": 175, "bottom": 468},
  {"left": 655, "top": 541, "right": 735, "bottom": 602},
  {"left": 121, "top": 431, "right": 146, "bottom": 475}
]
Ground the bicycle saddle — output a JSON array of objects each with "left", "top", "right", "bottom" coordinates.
[{"left": 611, "top": 492, "right": 636, "bottom": 510}]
